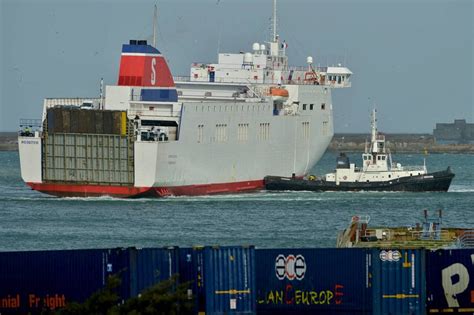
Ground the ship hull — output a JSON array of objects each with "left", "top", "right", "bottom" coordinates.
[
  {"left": 264, "top": 168, "right": 455, "bottom": 192},
  {"left": 27, "top": 179, "right": 264, "bottom": 198}
]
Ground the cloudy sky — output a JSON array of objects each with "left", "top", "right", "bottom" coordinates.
[{"left": 1, "top": 0, "right": 473, "bottom": 132}]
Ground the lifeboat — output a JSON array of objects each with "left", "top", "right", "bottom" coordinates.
[{"left": 269, "top": 87, "right": 289, "bottom": 103}]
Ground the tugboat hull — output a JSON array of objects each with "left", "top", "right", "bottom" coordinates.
[{"left": 265, "top": 168, "right": 455, "bottom": 192}]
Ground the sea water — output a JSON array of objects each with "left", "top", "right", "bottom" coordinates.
[{"left": 0, "top": 151, "right": 472, "bottom": 251}]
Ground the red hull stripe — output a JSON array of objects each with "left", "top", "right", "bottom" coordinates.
[
  {"left": 154, "top": 180, "right": 264, "bottom": 197},
  {"left": 27, "top": 182, "right": 151, "bottom": 198},
  {"left": 26, "top": 180, "right": 264, "bottom": 198}
]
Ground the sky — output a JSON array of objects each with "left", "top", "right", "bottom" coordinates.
[{"left": 1, "top": 0, "right": 473, "bottom": 133}]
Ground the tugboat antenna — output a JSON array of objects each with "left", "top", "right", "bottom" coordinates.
[{"left": 153, "top": 4, "right": 157, "bottom": 48}]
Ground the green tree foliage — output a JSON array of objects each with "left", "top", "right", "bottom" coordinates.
[
  {"left": 50, "top": 274, "right": 193, "bottom": 315},
  {"left": 120, "top": 275, "right": 193, "bottom": 315}
]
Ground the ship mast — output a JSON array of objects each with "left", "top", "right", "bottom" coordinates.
[
  {"left": 272, "top": 0, "right": 277, "bottom": 42},
  {"left": 269, "top": 0, "right": 280, "bottom": 56},
  {"left": 371, "top": 108, "right": 377, "bottom": 144},
  {"left": 370, "top": 108, "right": 379, "bottom": 153},
  {"left": 152, "top": 4, "right": 157, "bottom": 48}
]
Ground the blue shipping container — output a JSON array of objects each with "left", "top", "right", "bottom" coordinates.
[
  {"left": 179, "top": 247, "right": 206, "bottom": 314},
  {"left": 0, "top": 248, "right": 132, "bottom": 314},
  {"left": 371, "top": 249, "right": 425, "bottom": 315},
  {"left": 255, "top": 248, "right": 371, "bottom": 315},
  {"left": 179, "top": 246, "right": 256, "bottom": 315},
  {"left": 131, "top": 247, "right": 180, "bottom": 297},
  {"left": 426, "top": 249, "right": 474, "bottom": 313},
  {"left": 203, "top": 246, "right": 256, "bottom": 315}
]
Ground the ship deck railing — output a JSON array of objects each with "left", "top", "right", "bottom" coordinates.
[
  {"left": 391, "top": 165, "right": 426, "bottom": 172},
  {"left": 18, "top": 119, "right": 42, "bottom": 137},
  {"left": 457, "top": 230, "right": 474, "bottom": 248},
  {"left": 174, "top": 76, "right": 349, "bottom": 87},
  {"left": 410, "top": 229, "right": 451, "bottom": 241}
]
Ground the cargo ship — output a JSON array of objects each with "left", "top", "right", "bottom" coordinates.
[
  {"left": 18, "top": 1, "right": 352, "bottom": 197},
  {"left": 264, "top": 109, "right": 455, "bottom": 192}
]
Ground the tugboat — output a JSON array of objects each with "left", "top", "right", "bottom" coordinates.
[{"left": 265, "top": 109, "right": 455, "bottom": 192}]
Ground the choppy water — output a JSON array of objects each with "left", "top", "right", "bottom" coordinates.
[{"left": 0, "top": 151, "right": 473, "bottom": 251}]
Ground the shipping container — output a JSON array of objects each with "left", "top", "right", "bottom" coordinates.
[
  {"left": 204, "top": 246, "right": 256, "bottom": 315},
  {"left": 255, "top": 248, "right": 371, "bottom": 315},
  {"left": 70, "top": 109, "right": 80, "bottom": 133},
  {"left": 179, "top": 247, "right": 206, "bottom": 314},
  {"left": 45, "top": 108, "right": 126, "bottom": 135},
  {"left": 426, "top": 249, "right": 474, "bottom": 314},
  {"left": 130, "top": 247, "right": 180, "bottom": 297},
  {"left": 371, "top": 249, "right": 425, "bottom": 315},
  {"left": 0, "top": 248, "right": 132, "bottom": 314},
  {"left": 179, "top": 246, "right": 256, "bottom": 315}
]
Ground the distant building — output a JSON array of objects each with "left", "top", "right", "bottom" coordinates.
[{"left": 433, "top": 119, "right": 474, "bottom": 144}]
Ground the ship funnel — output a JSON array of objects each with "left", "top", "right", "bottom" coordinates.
[
  {"left": 118, "top": 40, "right": 175, "bottom": 88},
  {"left": 117, "top": 40, "right": 177, "bottom": 102}
]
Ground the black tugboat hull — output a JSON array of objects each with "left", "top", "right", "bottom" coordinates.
[{"left": 265, "top": 169, "right": 455, "bottom": 192}]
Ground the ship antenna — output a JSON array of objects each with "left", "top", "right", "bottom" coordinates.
[
  {"left": 153, "top": 4, "right": 157, "bottom": 48},
  {"left": 371, "top": 108, "right": 377, "bottom": 143},
  {"left": 272, "top": 0, "right": 277, "bottom": 42}
]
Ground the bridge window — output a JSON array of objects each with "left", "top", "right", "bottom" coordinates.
[
  {"left": 321, "top": 103, "right": 326, "bottom": 110},
  {"left": 303, "top": 104, "right": 307, "bottom": 110},
  {"left": 310, "top": 104, "right": 314, "bottom": 110}
]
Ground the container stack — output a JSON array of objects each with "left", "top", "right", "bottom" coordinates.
[{"left": 0, "top": 246, "right": 473, "bottom": 314}]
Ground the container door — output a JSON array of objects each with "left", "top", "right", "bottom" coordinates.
[
  {"left": 179, "top": 247, "right": 206, "bottom": 315},
  {"left": 426, "top": 249, "right": 474, "bottom": 314},
  {"left": 204, "top": 246, "right": 256, "bottom": 315},
  {"left": 131, "top": 247, "right": 179, "bottom": 297},
  {"left": 372, "top": 249, "right": 425, "bottom": 315}
]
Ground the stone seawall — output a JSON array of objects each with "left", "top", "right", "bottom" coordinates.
[{"left": 329, "top": 133, "right": 474, "bottom": 154}]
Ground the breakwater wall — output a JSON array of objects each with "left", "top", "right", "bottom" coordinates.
[{"left": 329, "top": 133, "right": 474, "bottom": 153}]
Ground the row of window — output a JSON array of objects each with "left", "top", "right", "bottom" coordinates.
[
  {"left": 194, "top": 104, "right": 272, "bottom": 113},
  {"left": 328, "top": 75, "right": 346, "bottom": 84},
  {"left": 363, "top": 155, "right": 387, "bottom": 161},
  {"left": 192, "top": 103, "right": 327, "bottom": 113},
  {"left": 302, "top": 103, "right": 326, "bottom": 111},
  {"left": 197, "top": 122, "right": 322, "bottom": 143}
]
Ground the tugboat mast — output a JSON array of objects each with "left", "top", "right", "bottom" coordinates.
[{"left": 371, "top": 108, "right": 378, "bottom": 151}]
